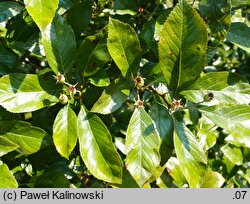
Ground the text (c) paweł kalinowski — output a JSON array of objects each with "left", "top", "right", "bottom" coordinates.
[{"left": 20, "top": 190, "right": 104, "bottom": 200}]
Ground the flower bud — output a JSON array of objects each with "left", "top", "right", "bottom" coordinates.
[
  {"left": 59, "top": 93, "right": 69, "bottom": 104},
  {"left": 54, "top": 73, "right": 65, "bottom": 84},
  {"left": 203, "top": 92, "right": 214, "bottom": 102},
  {"left": 68, "top": 84, "right": 77, "bottom": 96},
  {"left": 134, "top": 76, "right": 145, "bottom": 90}
]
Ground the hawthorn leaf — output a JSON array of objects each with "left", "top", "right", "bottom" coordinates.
[
  {"left": 0, "top": 164, "right": 18, "bottom": 188},
  {"left": 76, "top": 27, "right": 110, "bottom": 77},
  {"left": 77, "top": 106, "right": 123, "bottom": 184},
  {"left": 91, "top": 78, "right": 131, "bottom": 114},
  {"left": 111, "top": 169, "right": 139, "bottom": 188},
  {"left": 0, "top": 137, "right": 18, "bottom": 157},
  {"left": 107, "top": 18, "right": 141, "bottom": 78},
  {"left": 41, "top": 14, "right": 77, "bottom": 75},
  {"left": 0, "top": 120, "right": 48, "bottom": 155},
  {"left": 227, "top": 22, "right": 250, "bottom": 52},
  {"left": 0, "top": 74, "right": 62, "bottom": 113},
  {"left": 180, "top": 72, "right": 250, "bottom": 105},
  {"left": 125, "top": 108, "right": 161, "bottom": 187},
  {"left": 200, "top": 104, "right": 250, "bottom": 148},
  {"left": 24, "top": 0, "right": 59, "bottom": 31},
  {"left": 0, "top": 1, "right": 23, "bottom": 23},
  {"left": 159, "top": 1, "right": 207, "bottom": 94},
  {"left": 199, "top": 0, "right": 231, "bottom": 40},
  {"left": 221, "top": 144, "right": 243, "bottom": 165},
  {"left": 88, "top": 69, "right": 110, "bottom": 87},
  {"left": 149, "top": 102, "right": 174, "bottom": 165},
  {"left": 173, "top": 118, "right": 207, "bottom": 188},
  {"left": 231, "top": 0, "right": 250, "bottom": 6},
  {"left": 201, "top": 169, "right": 225, "bottom": 188},
  {"left": 53, "top": 105, "right": 77, "bottom": 159}
]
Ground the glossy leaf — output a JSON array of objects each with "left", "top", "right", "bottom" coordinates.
[
  {"left": 66, "top": 1, "right": 92, "bottom": 36},
  {"left": 200, "top": 104, "right": 250, "bottom": 148},
  {"left": 0, "top": 137, "right": 18, "bottom": 157},
  {"left": 0, "top": 1, "right": 23, "bottom": 23},
  {"left": 111, "top": 169, "right": 139, "bottom": 188},
  {"left": 0, "top": 120, "right": 48, "bottom": 155},
  {"left": 0, "top": 74, "right": 62, "bottom": 113},
  {"left": 221, "top": 144, "right": 243, "bottom": 165},
  {"left": 77, "top": 106, "right": 123, "bottom": 183},
  {"left": 24, "top": 0, "right": 59, "bottom": 31},
  {"left": 76, "top": 27, "right": 110, "bottom": 77},
  {"left": 0, "top": 47, "right": 19, "bottom": 74},
  {"left": 125, "top": 108, "right": 161, "bottom": 187},
  {"left": 88, "top": 69, "right": 110, "bottom": 87},
  {"left": 165, "top": 157, "right": 187, "bottom": 187},
  {"left": 149, "top": 102, "right": 173, "bottom": 165},
  {"left": 180, "top": 72, "right": 249, "bottom": 105},
  {"left": 41, "top": 14, "right": 77, "bottom": 75},
  {"left": 227, "top": 22, "right": 250, "bottom": 52},
  {"left": 199, "top": 0, "right": 231, "bottom": 40},
  {"left": 0, "top": 164, "right": 18, "bottom": 188},
  {"left": 53, "top": 105, "right": 77, "bottom": 159},
  {"left": 231, "top": 0, "right": 250, "bottom": 6},
  {"left": 91, "top": 78, "right": 130, "bottom": 114},
  {"left": 173, "top": 118, "right": 207, "bottom": 187},
  {"left": 159, "top": 1, "right": 207, "bottom": 94},
  {"left": 107, "top": 18, "right": 141, "bottom": 78},
  {"left": 201, "top": 169, "right": 225, "bottom": 187}
]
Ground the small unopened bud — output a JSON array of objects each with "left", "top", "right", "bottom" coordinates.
[
  {"left": 203, "top": 92, "right": 214, "bottom": 102},
  {"left": 134, "top": 76, "right": 145, "bottom": 90},
  {"left": 134, "top": 99, "right": 144, "bottom": 109},
  {"left": 68, "top": 83, "right": 77, "bottom": 97},
  {"left": 54, "top": 72, "right": 65, "bottom": 84},
  {"left": 171, "top": 99, "right": 182, "bottom": 110},
  {"left": 59, "top": 93, "right": 68, "bottom": 104}
]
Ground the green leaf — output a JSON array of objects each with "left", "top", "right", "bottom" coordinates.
[
  {"left": 0, "top": 47, "right": 19, "bottom": 74},
  {"left": 125, "top": 108, "right": 161, "bottom": 187},
  {"left": 0, "top": 120, "right": 48, "bottom": 155},
  {"left": 53, "top": 105, "right": 77, "bottom": 159},
  {"left": 173, "top": 118, "right": 207, "bottom": 187},
  {"left": 221, "top": 144, "right": 243, "bottom": 165},
  {"left": 165, "top": 157, "right": 187, "bottom": 187},
  {"left": 66, "top": 1, "right": 92, "bottom": 36},
  {"left": 227, "top": 22, "right": 250, "bottom": 52},
  {"left": 199, "top": 0, "right": 231, "bottom": 40},
  {"left": 0, "top": 137, "right": 18, "bottom": 157},
  {"left": 200, "top": 104, "right": 250, "bottom": 148},
  {"left": 149, "top": 102, "right": 173, "bottom": 165},
  {"left": 111, "top": 169, "right": 139, "bottom": 188},
  {"left": 0, "top": 164, "right": 18, "bottom": 188},
  {"left": 76, "top": 27, "right": 110, "bottom": 77},
  {"left": 77, "top": 106, "right": 123, "bottom": 184},
  {"left": 201, "top": 169, "right": 225, "bottom": 187},
  {"left": 0, "top": 74, "right": 62, "bottom": 113},
  {"left": 107, "top": 18, "right": 141, "bottom": 78},
  {"left": 24, "top": 0, "right": 59, "bottom": 31},
  {"left": 0, "top": 1, "right": 23, "bottom": 23},
  {"left": 180, "top": 72, "right": 250, "bottom": 105},
  {"left": 159, "top": 1, "right": 207, "bottom": 94},
  {"left": 231, "top": 0, "right": 250, "bottom": 6},
  {"left": 88, "top": 69, "right": 110, "bottom": 87},
  {"left": 91, "top": 78, "right": 130, "bottom": 114},
  {"left": 41, "top": 14, "right": 77, "bottom": 75}
]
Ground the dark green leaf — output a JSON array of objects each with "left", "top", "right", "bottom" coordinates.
[
  {"left": 66, "top": 1, "right": 92, "bottom": 36},
  {"left": 159, "top": 1, "right": 207, "bottom": 94},
  {"left": 0, "top": 1, "right": 23, "bottom": 23},
  {"left": 24, "top": 0, "right": 59, "bottom": 31},
  {"left": 0, "top": 164, "right": 18, "bottom": 188},
  {"left": 53, "top": 105, "right": 77, "bottom": 159},
  {"left": 173, "top": 118, "right": 207, "bottom": 187},
  {"left": 227, "top": 22, "right": 250, "bottom": 52},
  {"left": 76, "top": 27, "right": 110, "bottom": 77},
  {"left": 0, "top": 74, "right": 62, "bottom": 113},
  {"left": 199, "top": 0, "right": 231, "bottom": 40},
  {"left": 77, "top": 106, "right": 123, "bottom": 183},
  {"left": 107, "top": 18, "right": 141, "bottom": 78},
  {"left": 125, "top": 108, "right": 161, "bottom": 187},
  {"left": 0, "top": 47, "right": 19, "bottom": 74},
  {"left": 0, "top": 120, "right": 48, "bottom": 155},
  {"left": 41, "top": 14, "right": 77, "bottom": 75},
  {"left": 91, "top": 78, "right": 130, "bottom": 114}
]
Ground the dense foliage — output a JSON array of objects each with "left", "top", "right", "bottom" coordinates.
[{"left": 0, "top": 0, "right": 250, "bottom": 188}]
